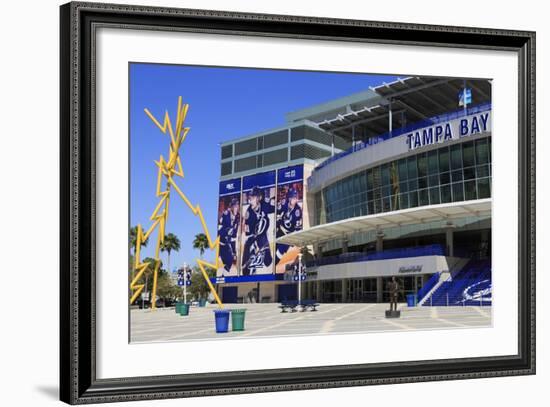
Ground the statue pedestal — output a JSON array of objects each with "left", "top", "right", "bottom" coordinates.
[{"left": 385, "top": 310, "right": 401, "bottom": 318}]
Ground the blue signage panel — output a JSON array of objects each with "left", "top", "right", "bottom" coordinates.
[
  {"left": 240, "top": 170, "right": 277, "bottom": 276},
  {"left": 458, "top": 87, "right": 472, "bottom": 107},
  {"left": 275, "top": 165, "right": 304, "bottom": 274},
  {"left": 405, "top": 108, "right": 491, "bottom": 151},
  {"left": 217, "top": 179, "right": 242, "bottom": 278},
  {"left": 242, "top": 170, "right": 276, "bottom": 191},
  {"left": 219, "top": 178, "right": 242, "bottom": 196},
  {"left": 277, "top": 165, "right": 303, "bottom": 185}
]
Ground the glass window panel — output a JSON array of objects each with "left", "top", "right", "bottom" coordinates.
[
  {"left": 382, "top": 197, "right": 391, "bottom": 212},
  {"left": 408, "top": 156, "right": 417, "bottom": 179},
  {"left": 462, "top": 141, "right": 475, "bottom": 167},
  {"left": 441, "top": 185, "right": 452, "bottom": 203},
  {"left": 408, "top": 179, "right": 418, "bottom": 191},
  {"left": 372, "top": 167, "right": 381, "bottom": 187},
  {"left": 429, "top": 187, "right": 440, "bottom": 205},
  {"left": 409, "top": 191, "right": 418, "bottom": 208},
  {"left": 428, "top": 174, "right": 439, "bottom": 187},
  {"left": 451, "top": 169, "right": 463, "bottom": 182},
  {"left": 367, "top": 170, "right": 374, "bottom": 190},
  {"left": 398, "top": 159, "right": 408, "bottom": 180},
  {"left": 359, "top": 173, "right": 367, "bottom": 191},
  {"left": 418, "top": 177, "right": 427, "bottom": 189},
  {"left": 464, "top": 180, "right": 477, "bottom": 200},
  {"left": 399, "top": 181, "right": 408, "bottom": 193},
  {"left": 418, "top": 189, "right": 429, "bottom": 206},
  {"left": 439, "top": 147, "right": 450, "bottom": 172},
  {"left": 452, "top": 182, "right": 464, "bottom": 202},
  {"left": 464, "top": 167, "right": 476, "bottom": 180},
  {"left": 367, "top": 190, "right": 374, "bottom": 200},
  {"left": 417, "top": 153, "right": 427, "bottom": 177},
  {"left": 440, "top": 172, "right": 450, "bottom": 185},
  {"left": 381, "top": 164, "right": 390, "bottom": 186},
  {"left": 428, "top": 150, "right": 439, "bottom": 174},
  {"left": 399, "top": 193, "right": 409, "bottom": 209},
  {"left": 374, "top": 198, "right": 382, "bottom": 214},
  {"left": 475, "top": 138, "right": 489, "bottom": 164},
  {"left": 367, "top": 200, "right": 374, "bottom": 214},
  {"left": 451, "top": 144, "right": 462, "bottom": 170},
  {"left": 476, "top": 164, "right": 490, "bottom": 178},
  {"left": 477, "top": 177, "right": 491, "bottom": 199}
]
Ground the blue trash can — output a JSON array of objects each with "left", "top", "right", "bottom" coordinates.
[
  {"left": 213, "top": 309, "right": 230, "bottom": 333},
  {"left": 406, "top": 294, "right": 417, "bottom": 307},
  {"left": 199, "top": 298, "right": 207, "bottom": 307}
]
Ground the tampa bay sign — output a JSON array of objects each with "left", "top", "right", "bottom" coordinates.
[{"left": 406, "top": 108, "right": 491, "bottom": 151}]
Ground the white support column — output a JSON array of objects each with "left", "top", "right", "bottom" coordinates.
[
  {"left": 342, "top": 236, "right": 349, "bottom": 254},
  {"left": 376, "top": 229, "right": 385, "bottom": 252},
  {"left": 316, "top": 281, "right": 322, "bottom": 302},
  {"left": 376, "top": 277, "right": 383, "bottom": 303},
  {"left": 341, "top": 279, "right": 348, "bottom": 303},
  {"left": 445, "top": 221, "right": 456, "bottom": 257},
  {"left": 388, "top": 99, "right": 393, "bottom": 133}
]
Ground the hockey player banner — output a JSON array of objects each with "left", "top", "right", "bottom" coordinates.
[
  {"left": 275, "top": 165, "right": 304, "bottom": 274},
  {"left": 240, "top": 171, "right": 276, "bottom": 276},
  {"left": 216, "top": 178, "right": 242, "bottom": 277}
]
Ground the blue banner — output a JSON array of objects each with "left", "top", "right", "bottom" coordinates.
[
  {"left": 277, "top": 165, "right": 303, "bottom": 185},
  {"left": 275, "top": 165, "right": 304, "bottom": 273},
  {"left": 240, "top": 170, "right": 277, "bottom": 275},
  {"left": 219, "top": 178, "right": 242, "bottom": 196},
  {"left": 243, "top": 170, "right": 276, "bottom": 191},
  {"left": 217, "top": 179, "right": 242, "bottom": 278}
]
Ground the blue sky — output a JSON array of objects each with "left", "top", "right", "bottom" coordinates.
[{"left": 130, "top": 63, "right": 397, "bottom": 271}]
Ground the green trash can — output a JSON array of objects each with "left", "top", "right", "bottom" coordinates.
[
  {"left": 175, "top": 302, "right": 184, "bottom": 314},
  {"left": 199, "top": 298, "right": 207, "bottom": 307},
  {"left": 231, "top": 309, "right": 246, "bottom": 331},
  {"left": 179, "top": 303, "right": 190, "bottom": 316}
]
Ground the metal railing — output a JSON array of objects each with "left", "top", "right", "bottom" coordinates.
[{"left": 314, "top": 103, "right": 492, "bottom": 172}]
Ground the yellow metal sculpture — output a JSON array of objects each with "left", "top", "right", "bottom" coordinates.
[{"left": 129, "top": 97, "right": 223, "bottom": 310}]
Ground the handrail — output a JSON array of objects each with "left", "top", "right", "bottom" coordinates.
[{"left": 303, "top": 244, "right": 445, "bottom": 269}]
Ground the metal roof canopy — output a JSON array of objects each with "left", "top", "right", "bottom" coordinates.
[
  {"left": 316, "top": 76, "right": 491, "bottom": 141},
  {"left": 277, "top": 198, "right": 491, "bottom": 246}
]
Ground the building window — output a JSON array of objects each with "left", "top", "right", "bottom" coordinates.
[
  {"left": 234, "top": 155, "right": 256, "bottom": 172},
  {"left": 263, "top": 130, "right": 287, "bottom": 148},
  {"left": 221, "top": 161, "right": 232, "bottom": 176},
  {"left": 221, "top": 144, "right": 233, "bottom": 159},
  {"left": 317, "top": 137, "right": 491, "bottom": 225},
  {"left": 234, "top": 138, "right": 257, "bottom": 156},
  {"left": 263, "top": 148, "right": 288, "bottom": 166}
]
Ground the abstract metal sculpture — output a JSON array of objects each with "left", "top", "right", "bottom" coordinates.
[{"left": 129, "top": 97, "right": 223, "bottom": 310}]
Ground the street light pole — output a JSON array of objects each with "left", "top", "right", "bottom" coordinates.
[
  {"left": 183, "top": 262, "right": 188, "bottom": 304},
  {"left": 298, "top": 253, "right": 303, "bottom": 309}
]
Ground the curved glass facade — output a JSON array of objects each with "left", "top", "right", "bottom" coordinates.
[{"left": 314, "top": 137, "right": 491, "bottom": 226}]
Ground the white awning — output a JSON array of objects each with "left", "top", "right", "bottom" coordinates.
[{"left": 277, "top": 198, "right": 491, "bottom": 246}]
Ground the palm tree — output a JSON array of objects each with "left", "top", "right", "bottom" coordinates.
[
  {"left": 130, "top": 225, "right": 149, "bottom": 254},
  {"left": 160, "top": 233, "right": 181, "bottom": 274},
  {"left": 138, "top": 257, "right": 157, "bottom": 307},
  {"left": 130, "top": 226, "right": 149, "bottom": 281},
  {"left": 193, "top": 233, "right": 209, "bottom": 259}
]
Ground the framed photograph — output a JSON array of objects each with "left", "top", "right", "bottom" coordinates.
[{"left": 60, "top": 1, "right": 535, "bottom": 404}]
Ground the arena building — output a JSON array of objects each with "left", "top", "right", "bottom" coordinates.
[{"left": 213, "top": 76, "right": 492, "bottom": 307}]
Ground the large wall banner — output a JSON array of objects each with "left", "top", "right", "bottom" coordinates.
[
  {"left": 216, "top": 178, "right": 242, "bottom": 277},
  {"left": 240, "top": 171, "right": 276, "bottom": 275},
  {"left": 275, "top": 165, "right": 304, "bottom": 273}
]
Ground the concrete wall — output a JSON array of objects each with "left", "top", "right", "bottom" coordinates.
[{"left": 313, "top": 256, "right": 461, "bottom": 280}]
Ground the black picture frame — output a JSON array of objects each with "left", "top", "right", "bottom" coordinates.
[{"left": 60, "top": 2, "right": 536, "bottom": 404}]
